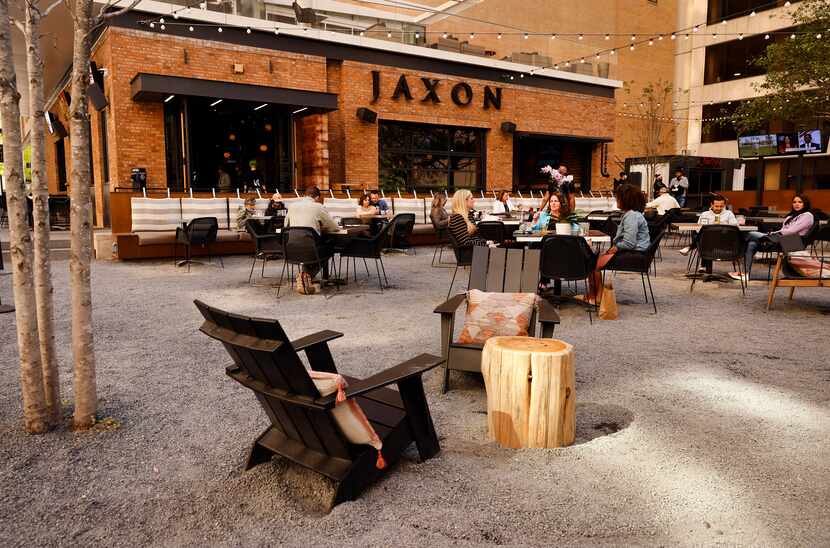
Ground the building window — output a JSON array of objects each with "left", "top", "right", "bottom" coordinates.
[
  {"left": 707, "top": 0, "right": 798, "bottom": 25},
  {"left": 701, "top": 102, "right": 743, "bottom": 143},
  {"left": 56, "top": 138, "right": 67, "bottom": 192},
  {"left": 379, "top": 121, "right": 485, "bottom": 191},
  {"left": 99, "top": 109, "right": 109, "bottom": 183}
]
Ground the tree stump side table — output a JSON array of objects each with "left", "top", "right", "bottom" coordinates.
[{"left": 481, "top": 336, "right": 575, "bottom": 449}]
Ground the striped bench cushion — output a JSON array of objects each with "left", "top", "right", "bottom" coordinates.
[
  {"left": 323, "top": 198, "right": 358, "bottom": 221},
  {"left": 576, "top": 197, "right": 617, "bottom": 211},
  {"left": 512, "top": 198, "right": 539, "bottom": 210},
  {"left": 392, "top": 198, "right": 427, "bottom": 224},
  {"left": 181, "top": 198, "right": 230, "bottom": 229},
  {"left": 473, "top": 198, "right": 496, "bottom": 212},
  {"left": 131, "top": 198, "right": 182, "bottom": 232}
]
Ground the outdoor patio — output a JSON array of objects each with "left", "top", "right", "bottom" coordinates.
[{"left": 1, "top": 246, "right": 829, "bottom": 546}]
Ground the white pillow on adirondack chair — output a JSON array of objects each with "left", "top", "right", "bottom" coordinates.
[{"left": 309, "top": 370, "right": 386, "bottom": 469}]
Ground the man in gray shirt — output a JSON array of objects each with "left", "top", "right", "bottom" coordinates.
[
  {"left": 284, "top": 186, "right": 339, "bottom": 293},
  {"left": 669, "top": 167, "right": 689, "bottom": 207}
]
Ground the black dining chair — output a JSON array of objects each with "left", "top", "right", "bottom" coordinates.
[
  {"left": 245, "top": 220, "right": 283, "bottom": 283},
  {"left": 690, "top": 225, "right": 746, "bottom": 295},
  {"left": 175, "top": 217, "right": 221, "bottom": 273},
  {"left": 446, "top": 229, "right": 474, "bottom": 298},
  {"left": 387, "top": 213, "right": 416, "bottom": 254},
  {"left": 540, "top": 234, "right": 598, "bottom": 323},
  {"left": 277, "top": 227, "right": 335, "bottom": 298},
  {"left": 431, "top": 217, "right": 451, "bottom": 267},
  {"left": 601, "top": 231, "right": 664, "bottom": 314},
  {"left": 477, "top": 221, "right": 506, "bottom": 245},
  {"left": 338, "top": 221, "right": 393, "bottom": 291}
]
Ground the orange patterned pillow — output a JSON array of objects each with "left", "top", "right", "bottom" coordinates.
[{"left": 456, "top": 289, "right": 538, "bottom": 344}]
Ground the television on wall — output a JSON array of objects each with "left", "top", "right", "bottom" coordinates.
[{"left": 738, "top": 134, "right": 777, "bottom": 158}]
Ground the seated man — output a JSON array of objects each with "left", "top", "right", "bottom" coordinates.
[
  {"left": 679, "top": 194, "right": 738, "bottom": 257},
  {"left": 284, "top": 186, "right": 340, "bottom": 294},
  {"left": 368, "top": 191, "right": 390, "bottom": 216},
  {"left": 236, "top": 197, "right": 257, "bottom": 232},
  {"left": 646, "top": 187, "right": 680, "bottom": 215}
]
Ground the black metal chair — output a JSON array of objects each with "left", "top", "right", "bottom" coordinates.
[
  {"left": 690, "top": 225, "right": 746, "bottom": 295},
  {"left": 540, "top": 234, "right": 598, "bottom": 323},
  {"left": 476, "top": 220, "right": 506, "bottom": 245},
  {"left": 175, "top": 217, "right": 221, "bottom": 273},
  {"left": 601, "top": 231, "right": 664, "bottom": 314},
  {"left": 338, "top": 221, "right": 393, "bottom": 291},
  {"left": 245, "top": 220, "right": 283, "bottom": 283},
  {"left": 446, "top": 229, "right": 474, "bottom": 298},
  {"left": 277, "top": 227, "right": 335, "bottom": 298},
  {"left": 386, "top": 213, "right": 416, "bottom": 254}
]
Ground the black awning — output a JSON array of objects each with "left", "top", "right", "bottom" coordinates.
[
  {"left": 130, "top": 73, "right": 338, "bottom": 111},
  {"left": 515, "top": 131, "right": 613, "bottom": 143}
]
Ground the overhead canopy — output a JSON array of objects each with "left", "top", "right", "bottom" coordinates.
[
  {"left": 130, "top": 73, "right": 338, "bottom": 112},
  {"left": 516, "top": 131, "right": 613, "bottom": 143}
]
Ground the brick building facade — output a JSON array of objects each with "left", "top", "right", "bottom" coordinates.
[{"left": 44, "top": 12, "right": 618, "bottom": 227}]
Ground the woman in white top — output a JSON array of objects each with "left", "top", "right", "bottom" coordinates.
[{"left": 491, "top": 191, "right": 514, "bottom": 214}]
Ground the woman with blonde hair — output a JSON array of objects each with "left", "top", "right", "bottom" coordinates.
[{"left": 448, "top": 189, "right": 486, "bottom": 247}]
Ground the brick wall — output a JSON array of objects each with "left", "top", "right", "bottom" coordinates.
[{"left": 336, "top": 62, "right": 615, "bottom": 190}]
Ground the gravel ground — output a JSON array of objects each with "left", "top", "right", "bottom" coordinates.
[{"left": 1, "top": 245, "right": 829, "bottom": 547}]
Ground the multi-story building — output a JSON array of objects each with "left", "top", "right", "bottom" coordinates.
[
  {"left": 675, "top": 0, "right": 830, "bottom": 209},
  {"left": 16, "top": 1, "right": 683, "bottom": 227}
]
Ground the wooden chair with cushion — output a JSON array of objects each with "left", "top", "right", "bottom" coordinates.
[
  {"left": 766, "top": 227, "right": 830, "bottom": 311},
  {"left": 433, "top": 246, "right": 561, "bottom": 393},
  {"left": 194, "top": 299, "right": 443, "bottom": 509}
]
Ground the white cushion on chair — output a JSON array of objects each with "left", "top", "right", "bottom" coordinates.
[
  {"left": 309, "top": 370, "right": 383, "bottom": 452},
  {"left": 131, "top": 198, "right": 182, "bottom": 232},
  {"left": 323, "top": 198, "right": 358, "bottom": 221}
]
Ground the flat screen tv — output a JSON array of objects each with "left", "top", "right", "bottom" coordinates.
[
  {"left": 798, "top": 129, "right": 822, "bottom": 153},
  {"left": 738, "top": 134, "right": 777, "bottom": 158}
]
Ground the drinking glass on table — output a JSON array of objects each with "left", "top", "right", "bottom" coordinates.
[{"left": 737, "top": 215, "right": 746, "bottom": 225}]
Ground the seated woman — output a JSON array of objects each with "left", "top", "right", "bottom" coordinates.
[
  {"left": 356, "top": 193, "right": 379, "bottom": 219},
  {"left": 730, "top": 194, "right": 814, "bottom": 281},
  {"left": 491, "top": 191, "right": 514, "bottom": 214},
  {"left": 531, "top": 191, "right": 569, "bottom": 232},
  {"left": 430, "top": 194, "right": 449, "bottom": 230},
  {"left": 264, "top": 193, "right": 284, "bottom": 217},
  {"left": 585, "top": 185, "right": 650, "bottom": 301},
  {"left": 449, "top": 189, "right": 487, "bottom": 247}
]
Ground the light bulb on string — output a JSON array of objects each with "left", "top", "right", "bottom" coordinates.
[
  {"left": 790, "top": 33, "right": 796, "bottom": 39},
  {"left": 648, "top": 38, "right": 653, "bottom": 45},
  {"left": 595, "top": 53, "right": 600, "bottom": 59},
  {"left": 160, "top": 17, "right": 165, "bottom": 23},
  {"left": 738, "top": 33, "right": 743, "bottom": 40},
  {"left": 629, "top": 43, "right": 635, "bottom": 50},
  {"left": 580, "top": 57, "right": 585, "bottom": 63},
  {"left": 149, "top": 22, "right": 155, "bottom": 28},
  {"left": 173, "top": 12, "right": 179, "bottom": 19},
  {"left": 246, "top": 27, "right": 251, "bottom": 34},
  {"left": 387, "top": 31, "right": 392, "bottom": 38},
  {"left": 188, "top": 25, "right": 194, "bottom": 32},
  {"left": 604, "top": 34, "right": 609, "bottom": 40},
  {"left": 578, "top": 34, "right": 583, "bottom": 40},
  {"left": 670, "top": 33, "right": 676, "bottom": 40},
  {"left": 524, "top": 33, "right": 529, "bottom": 40},
  {"left": 442, "top": 32, "right": 448, "bottom": 39},
  {"left": 764, "top": 34, "right": 770, "bottom": 39},
  {"left": 551, "top": 33, "right": 557, "bottom": 39},
  {"left": 750, "top": 10, "right": 756, "bottom": 16},
  {"left": 658, "top": 34, "right": 664, "bottom": 40},
  {"left": 160, "top": 24, "right": 165, "bottom": 30},
  {"left": 693, "top": 25, "right": 700, "bottom": 32},
  {"left": 630, "top": 34, "right": 636, "bottom": 41},
  {"left": 415, "top": 32, "right": 420, "bottom": 39},
  {"left": 684, "top": 34, "right": 689, "bottom": 40},
  {"left": 275, "top": 27, "right": 280, "bottom": 35},
  {"left": 497, "top": 33, "right": 502, "bottom": 39},
  {"left": 218, "top": 26, "right": 223, "bottom": 33},
  {"left": 610, "top": 48, "right": 615, "bottom": 55}
]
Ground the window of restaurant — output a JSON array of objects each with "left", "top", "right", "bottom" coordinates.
[
  {"left": 163, "top": 96, "right": 293, "bottom": 192},
  {"left": 707, "top": 0, "right": 797, "bottom": 25},
  {"left": 742, "top": 160, "right": 760, "bottom": 191},
  {"left": 701, "top": 102, "right": 742, "bottom": 143},
  {"left": 378, "top": 121, "right": 485, "bottom": 191},
  {"left": 56, "top": 138, "right": 67, "bottom": 192},
  {"left": 514, "top": 134, "right": 593, "bottom": 192},
  {"left": 99, "top": 109, "right": 109, "bottom": 183}
]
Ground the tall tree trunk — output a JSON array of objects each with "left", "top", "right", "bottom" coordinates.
[
  {"left": 0, "top": 0, "right": 48, "bottom": 434},
  {"left": 26, "top": 1, "right": 61, "bottom": 425},
  {"left": 69, "top": 0, "right": 97, "bottom": 430}
]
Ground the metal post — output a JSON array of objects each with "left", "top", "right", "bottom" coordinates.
[
  {"left": 796, "top": 153, "right": 804, "bottom": 194},
  {"left": 756, "top": 157, "right": 765, "bottom": 207}
]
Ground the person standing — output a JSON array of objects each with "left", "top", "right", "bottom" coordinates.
[
  {"left": 669, "top": 168, "right": 689, "bottom": 207},
  {"left": 652, "top": 173, "right": 666, "bottom": 199},
  {"left": 217, "top": 166, "right": 232, "bottom": 192}
]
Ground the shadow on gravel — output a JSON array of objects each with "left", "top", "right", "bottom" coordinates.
[{"left": 573, "top": 402, "right": 634, "bottom": 445}]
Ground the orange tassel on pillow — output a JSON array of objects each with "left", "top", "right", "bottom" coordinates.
[
  {"left": 375, "top": 450, "right": 386, "bottom": 470},
  {"left": 336, "top": 386, "right": 346, "bottom": 404}
]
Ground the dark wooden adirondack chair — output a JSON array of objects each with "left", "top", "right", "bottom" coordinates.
[
  {"left": 433, "top": 246, "right": 561, "bottom": 393},
  {"left": 194, "top": 299, "right": 443, "bottom": 508}
]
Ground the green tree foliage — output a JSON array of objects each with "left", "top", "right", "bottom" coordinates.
[{"left": 734, "top": 0, "right": 830, "bottom": 132}]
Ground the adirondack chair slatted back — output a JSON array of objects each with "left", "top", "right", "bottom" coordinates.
[
  {"left": 194, "top": 300, "right": 353, "bottom": 460},
  {"left": 469, "top": 246, "right": 540, "bottom": 293}
]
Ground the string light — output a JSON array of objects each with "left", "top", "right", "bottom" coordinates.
[
  {"left": 671, "top": 33, "right": 676, "bottom": 40},
  {"left": 550, "top": 33, "right": 557, "bottom": 39},
  {"left": 648, "top": 38, "right": 654, "bottom": 45},
  {"left": 469, "top": 32, "right": 475, "bottom": 39},
  {"left": 578, "top": 33, "right": 583, "bottom": 40},
  {"left": 629, "top": 43, "right": 635, "bottom": 50},
  {"left": 246, "top": 27, "right": 251, "bottom": 34},
  {"left": 497, "top": 32, "right": 502, "bottom": 39},
  {"left": 604, "top": 34, "right": 609, "bottom": 40},
  {"left": 188, "top": 25, "right": 194, "bottom": 32},
  {"left": 524, "top": 33, "right": 529, "bottom": 39},
  {"left": 217, "top": 26, "right": 222, "bottom": 33},
  {"left": 738, "top": 33, "right": 743, "bottom": 40},
  {"left": 160, "top": 24, "right": 165, "bottom": 30}
]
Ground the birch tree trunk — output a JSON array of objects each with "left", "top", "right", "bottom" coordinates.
[
  {"left": 69, "top": 0, "right": 97, "bottom": 429},
  {"left": 25, "top": 0, "right": 61, "bottom": 425},
  {"left": 0, "top": 0, "right": 48, "bottom": 434}
]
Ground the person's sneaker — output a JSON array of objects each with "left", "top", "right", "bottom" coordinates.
[
  {"left": 728, "top": 272, "right": 747, "bottom": 281},
  {"left": 697, "top": 267, "right": 707, "bottom": 273},
  {"left": 679, "top": 246, "right": 691, "bottom": 256}
]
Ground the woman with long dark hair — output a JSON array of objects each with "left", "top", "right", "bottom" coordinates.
[{"left": 730, "top": 194, "right": 814, "bottom": 280}]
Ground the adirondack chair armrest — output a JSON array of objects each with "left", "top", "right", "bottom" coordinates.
[
  {"left": 341, "top": 353, "right": 444, "bottom": 400},
  {"left": 433, "top": 294, "right": 466, "bottom": 316},
  {"left": 291, "top": 330, "right": 344, "bottom": 352},
  {"left": 537, "top": 298, "right": 561, "bottom": 338}
]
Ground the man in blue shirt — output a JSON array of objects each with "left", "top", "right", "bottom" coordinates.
[{"left": 369, "top": 191, "right": 390, "bottom": 215}]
